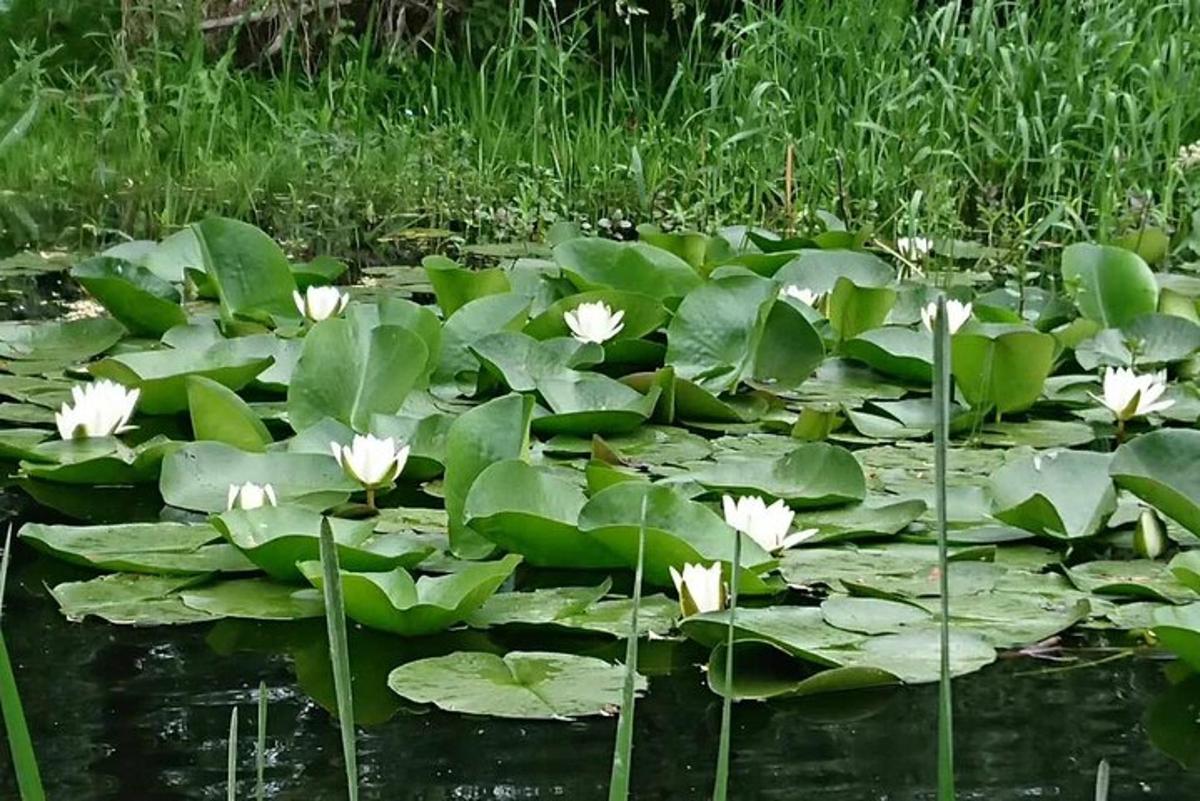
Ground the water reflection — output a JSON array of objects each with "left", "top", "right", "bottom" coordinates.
[{"left": 1, "top": 549, "right": 1198, "bottom": 799}]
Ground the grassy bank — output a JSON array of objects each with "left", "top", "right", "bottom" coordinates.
[{"left": 2, "top": 0, "right": 1200, "bottom": 259}]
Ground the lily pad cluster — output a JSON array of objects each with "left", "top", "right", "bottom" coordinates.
[{"left": 4, "top": 218, "right": 1200, "bottom": 720}]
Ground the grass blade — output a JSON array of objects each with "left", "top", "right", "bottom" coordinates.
[
  {"left": 227, "top": 706, "right": 239, "bottom": 801},
  {"left": 607, "top": 494, "right": 647, "bottom": 801},
  {"left": 0, "top": 526, "right": 46, "bottom": 801},
  {"left": 932, "top": 295, "right": 956, "bottom": 801},
  {"left": 1094, "top": 759, "right": 1111, "bottom": 801},
  {"left": 256, "top": 680, "right": 267, "bottom": 801},
  {"left": 318, "top": 515, "right": 359, "bottom": 801},
  {"left": 712, "top": 509, "right": 743, "bottom": 801}
]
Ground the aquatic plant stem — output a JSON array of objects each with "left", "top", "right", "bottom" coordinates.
[
  {"left": 607, "top": 495, "right": 647, "bottom": 801},
  {"left": 0, "top": 526, "right": 46, "bottom": 801},
  {"left": 712, "top": 516, "right": 743, "bottom": 800},
  {"left": 256, "top": 680, "right": 267, "bottom": 801},
  {"left": 365, "top": 487, "right": 376, "bottom": 511},
  {"left": 318, "top": 516, "right": 360, "bottom": 801},
  {"left": 227, "top": 707, "right": 238, "bottom": 801},
  {"left": 933, "top": 296, "right": 956, "bottom": 801}
]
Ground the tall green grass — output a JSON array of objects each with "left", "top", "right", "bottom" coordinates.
[{"left": 3, "top": 0, "right": 1197, "bottom": 255}]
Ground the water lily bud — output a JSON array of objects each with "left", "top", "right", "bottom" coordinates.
[
  {"left": 227, "top": 482, "right": 278, "bottom": 510},
  {"left": 294, "top": 285, "right": 349, "bottom": 322},
  {"left": 54, "top": 379, "right": 140, "bottom": 440},
  {"left": 330, "top": 434, "right": 409, "bottom": 489},
  {"left": 920, "top": 299, "right": 973, "bottom": 334},
  {"left": 1134, "top": 508, "right": 1167, "bottom": 559},
  {"left": 564, "top": 301, "right": 625, "bottom": 344},
  {"left": 669, "top": 562, "right": 725, "bottom": 617}
]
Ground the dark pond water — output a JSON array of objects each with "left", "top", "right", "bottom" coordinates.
[{"left": 2, "top": 535, "right": 1199, "bottom": 801}]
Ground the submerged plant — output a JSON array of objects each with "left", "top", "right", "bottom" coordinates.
[
  {"left": 294, "top": 286, "right": 349, "bottom": 322},
  {"left": 226, "top": 482, "right": 278, "bottom": 511},
  {"left": 54, "top": 379, "right": 139, "bottom": 440},
  {"left": 668, "top": 562, "right": 724, "bottom": 617},
  {"left": 330, "top": 434, "right": 409, "bottom": 509},
  {"left": 721, "top": 494, "right": 814, "bottom": 553},
  {"left": 1093, "top": 366, "right": 1173, "bottom": 440},
  {"left": 564, "top": 301, "right": 625, "bottom": 344},
  {"left": 921, "top": 300, "right": 972, "bottom": 334}
]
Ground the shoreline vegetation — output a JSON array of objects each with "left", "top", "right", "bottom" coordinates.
[{"left": 1, "top": 0, "right": 1198, "bottom": 263}]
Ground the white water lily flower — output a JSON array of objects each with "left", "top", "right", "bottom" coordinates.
[
  {"left": 920, "top": 299, "right": 973, "bottom": 334},
  {"left": 54, "top": 379, "right": 140, "bottom": 440},
  {"left": 722, "top": 494, "right": 815, "bottom": 553},
  {"left": 226, "top": 482, "right": 278, "bottom": 510},
  {"left": 1092, "top": 367, "right": 1174, "bottom": 421},
  {"left": 293, "top": 285, "right": 349, "bottom": 322},
  {"left": 896, "top": 236, "right": 932, "bottom": 260},
  {"left": 668, "top": 562, "right": 725, "bottom": 617},
  {"left": 564, "top": 301, "right": 625, "bottom": 344},
  {"left": 780, "top": 285, "right": 822, "bottom": 307},
  {"left": 330, "top": 434, "right": 409, "bottom": 489}
]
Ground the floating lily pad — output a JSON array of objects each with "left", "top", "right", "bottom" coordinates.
[
  {"left": 465, "top": 581, "right": 612, "bottom": 629},
  {"left": 843, "top": 326, "right": 933, "bottom": 383},
  {"left": 90, "top": 341, "right": 274, "bottom": 414},
  {"left": 524, "top": 290, "right": 668, "bottom": 342},
  {"left": 679, "top": 442, "right": 865, "bottom": 508},
  {"left": 988, "top": 450, "right": 1116, "bottom": 540},
  {"left": 821, "top": 597, "right": 931, "bottom": 635},
  {"left": 1110, "top": 429, "right": 1200, "bottom": 537},
  {"left": 50, "top": 573, "right": 215, "bottom": 626},
  {"left": 422, "top": 255, "right": 511, "bottom": 316},
  {"left": 187, "top": 374, "right": 272, "bottom": 452},
  {"left": 952, "top": 324, "right": 1056, "bottom": 414},
  {"left": 471, "top": 332, "right": 600, "bottom": 393},
  {"left": 793, "top": 498, "right": 927, "bottom": 544},
  {"left": 213, "top": 506, "right": 433, "bottom": 582},
  {"left": 18, "top": 521, "right": 259, "bottom": 575},
  {"left": 554, "top": 238, "right": 701, "bottom": 302},
  {"left": 432, "top": 293, "right": 530, "bottom": 396},
  {"left": 387, "top": 650, "right": 643, "bottom": 720},
  {"left": 774, "top": 250, "right": 894, "bottom": 292},
  {"left": 179, "top": 579, "right": 325, "bottom": 620},
  {"left": 71, "top": 256, "right": 186, "bottom": 336},
  {"left": 532, "top": 371, "right": 661, "bottom": 436},
  {"left": 1153, "top": 603, "right": 1200, "bottom": 671},
  {"left": 0, "top": 317, "right": 126, "bottom": 364},
  {"left": 21, "top": 436, "right": 178, "bottom": 485},
  {"left": 464, "top": 460, "right": 623, "bottom": 568},
  {"left": 704, "top": 641, "right": 899, "bottom": 700},
  {"left": 160, "top": 442, "right": 356, "bottom": 512},
  {"left": 1065, "top": 560, "right": 1199, "bottom": 604},
  {"left": 298, "top": 554, "right": 522, "bottom": 636},
  {"left": 194, "top": 217, "right": 298, "bottom": 322},
  {"left": 1061, "top": 243, "right": 1158, "bottom": 328},
  {"left": 578, "top": 482, "right": 776, "bottom": 592}
]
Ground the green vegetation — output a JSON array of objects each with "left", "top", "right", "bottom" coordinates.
[{"left": 2, "top": 0, "right": 1199, "bottom": 258}]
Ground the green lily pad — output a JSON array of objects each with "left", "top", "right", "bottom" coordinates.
[
  {"left": 465, "top": 581, "right": 612, "bottom": 629},
  {"left": 179, "top": 579, "right": 326, "bottom": 620},
  {"left": 988, "top": 450, "right": 1116, "bottom": 540},
  {"left": 443, "top": 394, "right": 534, "bottom": 558},
  {"left": 705, "top": 641, "right": 899, "bottom": 700},
  {"left": 0, "top": 317, "right": 125, "bottom": 364},
  {"left": 21, "top": 436, "right": 178, "bottom": 485},
  {"left": 212, "top": 506, "right": 433, "bottom": 582},
  {"left": 554, "top": 238, "right": 701, "bottom": 302},
  {"left": 773, "top": 250, "right": 894, "bottom": 292},
  {"left": 194, "top": 217, "right": 298, "bottom": 323},
  {"left": 680, "top": 442, "right": 865, "bottom": 508},
  {"left": 471, "top": 332, "right": 600, "bottom": 393},
  {"left": 18, "top": 521, "right": 258, "bottom": 575},
  {"left": 422, "top": 254, "right": 511, "bottom": 316},
  {"left": 952, "top": 323, "right": 1056, "bottom": 414},
  {"left": 287, "top": 312, "right": 429, "bottom": 432},
  {"left": 1065, "top": 560, "right": 1199, "bottom": 604},
  {"left": 71, "top": 256, "right": 186, "bottom": 336},
  {"left": 0, "top": 427, "right": 52, "bottom": 461},
  {"left": 387, "top": 650, "right": 643, "bottom": 719},
  {"left": 821, "top": 597, "right": 932, "bottom": 635},
  {"left": 843, "top": 326, "right": 933, "bottom": 383},
  {"left": 90, "top": 341, "right": 274, "bottom": 414},
  {"left": 1110, "top": 429, "right": 1200, "bottom": 537},
  {"left": 826, "top": 276, "right": 897, "bottom": 342},
  {"left": 432, "top": 293, "right": 530, "bottom": 396},
  {"left": 160, "top": 441, "right": 356, "bottom": 512},
  {"left": 298, "top": 554, "right": 522, "bottom": 636},
  {"left": 186, "top": 374, "right": 272, "bottom": 452},
  {"left": 532, "top": 371, "right": 661, "bottom": 436},
  {"left": 1170, "top": 551, "right": 1200, "bottom": 593},
  {"left": 368, "top": 411, "right": 454, "bottom": 480},
  {"left": 1061, "top": 242, "right": 1159, "bottom": 328},
  {"left": 464, "top": 459, "right": 624, "bottom": 568},
  {"left": 577, "top": 482, "right": 776, "bottom": 591},
  {"left": 793, "top": 498, "right": 927, "bottom": 544},
  {"left": 1153, "top": 603, "right": 1200, "bottom": 671},
  {"left": 50, "top": 573, "right": 216, "bottom": 626}
]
